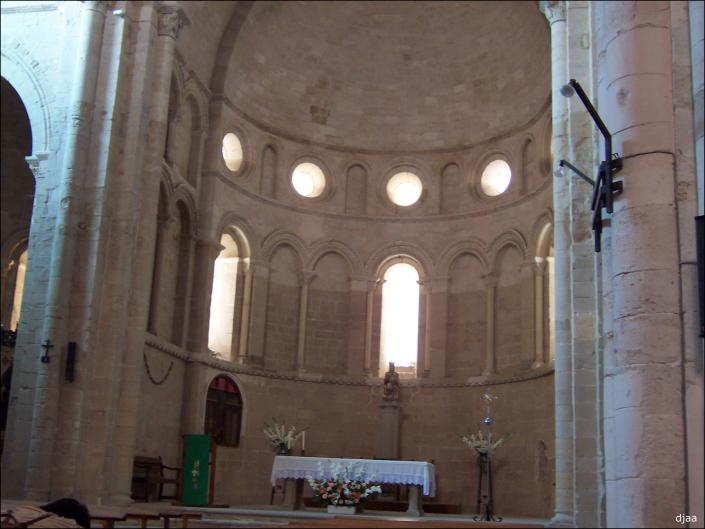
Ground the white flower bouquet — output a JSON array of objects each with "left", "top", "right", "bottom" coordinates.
[
  {"left": 461, "top": 429, "right": 507, "bottom": 455},
  {"left": 263, "top": 419, "right": 303, "bottom": 454},
  {"left": 306, "top": 461, "right": 382, "bottom": 506}
]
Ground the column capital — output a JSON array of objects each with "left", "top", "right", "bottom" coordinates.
[
  {"left": 299, "top": 270, "right": 317, "bottom": 286},
  {"left": 25, "top": 153, "right": 50, "bottom": 180},
  {"left": 483, "top": 273, "right": 499, "bottom": 287},
  {"left": 533, "top": 257, "right": 548, "bottom": 274},
  {"left": 157, "top": 6, "right": 190, "bottom": 39},
  {"left": 539, "top": 0, "right": 566, "bottom": 24}
]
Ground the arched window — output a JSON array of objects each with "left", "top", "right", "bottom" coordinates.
[
  {"left": 204, "top": 375, "right": 243, "bottom": 447},
  {"left": 380, "top": 261, "right": 420, "bottom": 376},
  {"left": 207, "top": 228, "right": 250, "bottom": 361},
  {"left": 208, "top": 233, "right": 239, "bottom": 356}
]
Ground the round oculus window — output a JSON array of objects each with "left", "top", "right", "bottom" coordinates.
[
  {"left": 291, "top": 162, "right": 326, "bottom": 197},
  {"left": 222, "top": 133, "right": 243, "bottom": 172},
  {"left": 386, "top": 172, "right": 423, "bottom": 206},
  {"left": 480, "top": 159, "right": 511, "bottom": 196}
]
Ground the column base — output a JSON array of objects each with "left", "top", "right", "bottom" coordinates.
[{"left": 547, "top": 513, "right": 575, "bottom": 527}]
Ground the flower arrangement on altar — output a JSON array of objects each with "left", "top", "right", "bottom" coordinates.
[
  {"left": 306, "top": 461, "right": 382, "bottom": 507},
  {"left": 263, "top": 419, "right": 304, "bottom": 455},
  {"left": 461, "top": 430, "right": 508, "bottom": 455}
]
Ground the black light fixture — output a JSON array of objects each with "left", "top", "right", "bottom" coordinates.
[{"left": 558, "top": 79, "right": 624, "bottom": 252}]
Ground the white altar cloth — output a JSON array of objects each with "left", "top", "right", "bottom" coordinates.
[{"left": 270, "top": 456, "right": 436, "bottom": 496}]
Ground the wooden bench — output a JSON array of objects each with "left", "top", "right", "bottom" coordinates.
[{"left": 131, "top": 456, "right": 182, "bottom": 502}]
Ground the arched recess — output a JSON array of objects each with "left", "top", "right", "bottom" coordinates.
[
  {"left": 260, "top": 144, "right": 278, "bottom": 198},
  {"left": 520, "top": 136, "right": 536, "bottom": 195},
  {"left": 147, "top": 182, "right": 172, "bottom": 334},
  {"left": 440, "top": 162, "right": 461, "bottom": 214},
  {"left": 305, "top": 251, "right": 352, "bottom": 375},
  {"left": 171, "top": 199, "right": 195, "bottom": 347},
  {"left": 492, "top": 243, "right": 530, "bottom": 374},
  {"left": 208, "top": 225, "right": 251, "bottom": 361},
  {"left": 446, "top": 252, "right": 487, "bottom": 379},
  {"left": 1, "top": 50, "right": 51, "bottom": 155},
  {"left": 344, "top": 163, "right": 368, "bottom": 215},
  {"left": 263, "top": 242, "right": 303, "bottom": 371},
  {"left": 1, "top": 76, "right": 34, "bottom": 334},
  {"left": 204, "top": 374, "right": 244, "bottom": 447},
  {"left": 534, "top": 218, "right": 555, "bottom": 365},
  {"left": 374, "top": 254, "right": 427, "bottom": 379}
]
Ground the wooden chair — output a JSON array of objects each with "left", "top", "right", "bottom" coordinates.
[{"left": 131, "top": 456, "right": 182, "bottom": 502}]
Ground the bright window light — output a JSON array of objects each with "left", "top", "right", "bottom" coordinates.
[
  {"left": 480, "top": 159, "right": 512, "bottom": 196},
  {"left": 380, "top": 262, "right": 420, "bottom": 369},
  {"left": 292, "top": 162, "right": 326, "bottom": 197},
  {"left": 208, "top": 233, "right": 239, "bottom": 357},
  {"left": 387, "top": 172, "right": 423, "bottom": 206},
  {"left": 222, "top": 133, "right": 244, "bottom": 172}
]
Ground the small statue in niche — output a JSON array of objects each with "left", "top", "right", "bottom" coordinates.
[{"left": 383, "top": 362, "right": 400, "bottom": 401}]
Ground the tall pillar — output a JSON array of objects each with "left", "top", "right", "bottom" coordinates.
[
  {"left": 595, "top": 2, "right": 686, "bottom": 526},
  {"left": 482, "top": 273, "right": 497, "bottom": 377},
  {"left": 22, "top": 0, "right": 108, "bottom": 501},
  {"left": 106, "top": 4, "right": 189, "bottom": 504},
  {"left": 540, "top": 1, "right": 574, "bottom": 526},
  {"left": 363, "top": 280, "right": 379, "bottom": 377},
  {"left": 347, "top": 276, "right": 373, "bottom": 377},
  {"left": 237, "top": 262, "right": 254, "bottom": 363},
  {"left": 533, "top": 258, "right": 546, "bottom": 368},
  {"left": 425, "top": 276, "right": 449, "bottom": 380},
  {"left": 296, "top": 271, "right": 316, "bottom": 373},
  {"left": 246, "top": 261, "right": 270, "bottom": 368}
]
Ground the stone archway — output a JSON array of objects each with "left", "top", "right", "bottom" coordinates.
[{"left": 0, "top": 76, "right": 34, "bottom": 456}]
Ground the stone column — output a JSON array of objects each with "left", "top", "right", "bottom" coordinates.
[
  {"left": 595, "top": 2, "right": 686, "bottom": 526},
  {"left": 1, "top": 155, "right": 50, "bottom": 499},
  {"left": 237, "top": 262, "right": 254, "bottom": 363},
  {"left": 229, "top": 261, "right": 246, "bottom": 360},
  {"left": 106, "top": 4, "right": 189, "bottom": 504},
  {"left": 247, "top": 261, "right": 270, "bottom": 368},
  {"left": 532, "top": 258, "right": 546, "bottom": 368},
  {"left": 22, "top": 0, "right": 108, "bottom": 501},
  {"left": 482, "top": 273, "right": 497, "bottom": 377},
  {"left": 424, "top": 276, "right": 449, "bottom": 380},
  {"left": 363, "top": 280, "right": 379, "bottom": 377},
  {"left": 540, "top": 1, "right": 574, "bottom": 526},
  {"left": 378, "top": 403, "right": 401, "bottom": 460},
  {"left": 347, "top": 276, "right": 373, "bottom": 377},
  {"left": 296, "top": 271, "right": 316, "bottom": 373},
  {"left": 148, "top": 214, "right": 174, "bottom": 334}
]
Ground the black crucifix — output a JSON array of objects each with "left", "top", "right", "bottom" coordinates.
[{"left": 40, "top": 339, "right": 54, "bottom": 363}]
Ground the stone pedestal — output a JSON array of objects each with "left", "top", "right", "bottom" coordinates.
[{"left": 378, "top": 402, "right": 400, "bottom": 460}]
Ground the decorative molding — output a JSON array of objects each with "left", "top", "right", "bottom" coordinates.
[
  {"left": 142, "top": 337, "right": 555, "bottom": 387},
  {"left": 185, "top": 350, "right": 554, "bottom": 388},
  {"left": 206, "top": 170, "right": 552, "bottom": 224},
  {"left": 145, "top": 333, "right": 190, "bottom": 361}
]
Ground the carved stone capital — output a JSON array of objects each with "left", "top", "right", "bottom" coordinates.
[
  {"left": 533, "top": 257, "right": 547, "bottom": 275},
  {"left": 299, "top": 270, "right": 317, "bottom": 286},
  {"left": 483, "top": 273, "right": 499, "bottom": 288},
  {"left": 157, "top": 7, "right": 190, "bottom": 39},
  {"left": 24, "top": 153, "right": 49, "bottom": 180},
  {"left": 539, "top": 0, "right": 566, "bottom": 24}
]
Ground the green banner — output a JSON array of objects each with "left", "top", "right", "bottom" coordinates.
[{"left": 181, "top": 434, "right": 211, "bottom": 506}]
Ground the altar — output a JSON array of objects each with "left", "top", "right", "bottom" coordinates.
[{"left": 270, "top": 456, "right": 436, "bottom": 516}]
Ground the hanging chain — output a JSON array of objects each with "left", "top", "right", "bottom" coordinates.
[{"left": 143, "top": 351, "right": 174, "bottom": 385}]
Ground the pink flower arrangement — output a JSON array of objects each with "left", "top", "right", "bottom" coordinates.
[{"left": 306, "top": 461, "right": 382, "bottom": 506}]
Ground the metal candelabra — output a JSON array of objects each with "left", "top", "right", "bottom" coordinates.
[{"left": 473, "top": 392, "right": 502, "bottom": 523}]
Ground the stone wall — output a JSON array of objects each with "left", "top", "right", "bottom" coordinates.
[{"left": 182, "top": 364, "right": 554, "bottom": 518}]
